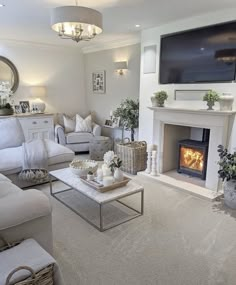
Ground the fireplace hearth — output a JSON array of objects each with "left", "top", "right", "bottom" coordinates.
[{"left": 177, "top": 139, "right": 209, "bottom": 180}]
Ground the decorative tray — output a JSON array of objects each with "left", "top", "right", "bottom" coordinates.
[{"left": 80, "top": 176, "right": 131, "bottom": 193}]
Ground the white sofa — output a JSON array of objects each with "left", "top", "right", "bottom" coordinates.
[
  {"left": 0, "top": 118, "right": 75, "bottom": 188},
  {"left": 55, "top": 113, "right": 102, "bottom": 153},
  {"left": 0, "top": 174, "right": 53, "bottom": 254}
]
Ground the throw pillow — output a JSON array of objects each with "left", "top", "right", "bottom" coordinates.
[
  {"left": 75, "top": 114, "right": 92, "bottom": 133},
  {"left": 0, "top": 118, "right": 25, "bottom": 150},
  {"left": 63, "top": 115, "right": 76, "bottom": 133}
]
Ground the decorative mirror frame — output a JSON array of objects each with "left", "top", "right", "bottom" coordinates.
[{"left": 0, "top": 56, "right": 19, "bottom": 93}]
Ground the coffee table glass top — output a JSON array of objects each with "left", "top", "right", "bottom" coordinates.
[{"left": 50, "top": 168, "right": 144, "bottom": 204}]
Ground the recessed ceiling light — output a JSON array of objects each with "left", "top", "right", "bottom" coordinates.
[
  {"left": 0, "top": 3, "right": 5, "bottom": 7},
  {"left": 135, "top": 24, "right": 141, "bottom": 28}
]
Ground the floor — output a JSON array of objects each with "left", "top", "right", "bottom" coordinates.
[{"left": 35, "top": 173, "right": 236, "bottom": 285}]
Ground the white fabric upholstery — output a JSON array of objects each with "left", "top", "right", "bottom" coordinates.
[
  {"left": 0, "top": 140, "right": 74, "bottom": 176},
  {"left": 0, "top": 181, "right": 21, "bottom": 198},
  {"left": 75, "top": 114, "right": 92, "bottom": 132},
  {"left": 66, "top": 132, "right": 93, "bottom": 144},
  {"left": 0, "top": 118, "right": 25, "bottom": 150},
  {"left": 0, "top": 239, "right": 64, "bottom": 285},
  {"left": 63, "top": 115, "right": 75, "bottom": 133}
]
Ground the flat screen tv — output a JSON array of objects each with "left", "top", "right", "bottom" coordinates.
[{"left": 160, "top": 21, "right": 236, "bottom": 84}]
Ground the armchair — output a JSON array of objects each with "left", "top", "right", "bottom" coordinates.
[{"left": 55, "top": 115, "right": 102, "bottom": 153}]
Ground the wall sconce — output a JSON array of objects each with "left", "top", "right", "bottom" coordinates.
[
  {"left": 114, "top": 61, "right": 128, "bottom": 75},
  {"left": 30, "top": 86, "right": 47, "bottom": 113}
]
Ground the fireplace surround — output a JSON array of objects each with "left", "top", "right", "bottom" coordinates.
[{"left": 149, "top": 107, "right": 236, "bottom": 191}]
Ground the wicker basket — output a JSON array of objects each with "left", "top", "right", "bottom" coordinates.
[
  {"left": 116, "top": 140, "right": 147, "bottom": 174},
  {"left": 0, "top": 237, "right": 54, "bottom": 285}
]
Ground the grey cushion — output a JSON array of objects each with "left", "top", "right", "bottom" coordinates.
[
  {"left": 0, "top": 118, "right": 25, "bottom": 150},
  {"left": 66, "top": 132, "right": 93, "bottom": 144}
]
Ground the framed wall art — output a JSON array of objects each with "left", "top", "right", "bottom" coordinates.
[
  {"left": 92, "top": 70, "right": 106, "bottom": 94},
  {"left": 19, "top": 101, "right": 30, "bottom": 113}
]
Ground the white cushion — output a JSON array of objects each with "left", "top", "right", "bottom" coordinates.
[
  {"left": 66, "top": 132, "right": 93, "bottom": 144},
  {"left": 45, "top": 140, "right": 74, "bottom": 165},
  {"left": 0, "top": 181, "right": 21, "bottom": 199},
  {"left": 0, "top": 118, "right": 25, "bottom": 150},
  {"left": 63, "top": 115, "right": 76, "bottom": 133},
  {"left": 75, "top": 114, "right": 92, "bottom": 133}
]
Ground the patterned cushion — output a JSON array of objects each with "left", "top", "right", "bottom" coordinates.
[{"left": 63, "top": 115, "right": 76, "bottom": 133}]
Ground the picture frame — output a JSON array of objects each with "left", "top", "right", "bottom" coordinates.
[
  {"left": 105, "top": 119, "right": 112, "bottom": 127},
  {"left": 112, "top": 117, "right": 120, "bottom": 128},
  {"left": 92, "top": 70, "right": 106, "bottom": 94},
  {"left": 14, "top": 105, "right": 22, "bottom": 114},
  {"left": 19, "top": 101, "right": 30, "bottom": 113}
]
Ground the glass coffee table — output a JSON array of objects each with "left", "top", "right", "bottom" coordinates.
[{"left": 49, "top": 168, "right": 144, "bottom": 232}]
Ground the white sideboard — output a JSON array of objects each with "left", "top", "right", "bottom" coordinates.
[{"left": 18, "top": 114, "right": 54, "bottom": 141}]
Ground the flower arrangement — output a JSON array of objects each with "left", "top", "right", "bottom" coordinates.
[
  {"left": 103, "top": 151, "right": 122, "bottom": 173},
  {"left": 218, "top": 145, "right": 236, "bottom": 181},
  {"left": 152, "top": 91, "right": 168, "bottom": 107},
  {"left": 113, "top": 99, "right": 139, "bottom": 141},
  {"left": 0, "top": 82, "right": 14, "bottom": 115}
]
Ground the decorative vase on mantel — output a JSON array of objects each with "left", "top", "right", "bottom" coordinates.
[
  {"left": 219, "top": 93, "right": 234, "bottom": 111},
  {"left": 207, "top": 101, "right": 215, "bottom": 111},
  {"left": 203, "top": 90, "right": 219, "bottom": 111}
]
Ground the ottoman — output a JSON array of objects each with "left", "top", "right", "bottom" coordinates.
[{"left": 89, "top": 136, "right": 112, "bottom": 161}]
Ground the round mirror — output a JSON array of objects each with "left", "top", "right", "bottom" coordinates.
[{"left": 0, "top": 56, "right": 19, "bottom": 93}]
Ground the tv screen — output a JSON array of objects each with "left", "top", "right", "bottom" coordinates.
[{"left": 160, "top": 21, "right": 236, "bottom": 84}]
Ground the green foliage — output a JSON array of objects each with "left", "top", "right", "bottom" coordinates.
[
  {"left": 218, "top": 145, "right": 236, "bottom": 181},
  {"left": 113, "top": 99, "right": 139, "bottom": 141},
  {"left": 0, "top": 103, "right": 12, "bottom": 109},
  {"left": 153, "top": 91, "right": 168, "bottom": 101},
  {"left": 88, "top": 171, "right": 94, "bottom": 175},
  {"left": 203, "top": 90, "right": 219, "bottom": 103},
  {"left": 109, "top": 157, "right": 122, "bottom": 173}
]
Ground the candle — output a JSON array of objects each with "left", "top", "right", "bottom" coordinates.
[
  {"left": 103, "top": 176, "right": 114, "bottom": 187},
  {"left": 152, "top": 150, "right": 157, "bottom": 157},
  {"left": 97, "top": 168, "right": 103, "bottom": 182},
  {"left": 102, "top": 164, "right": 112, "bottom": 176}
]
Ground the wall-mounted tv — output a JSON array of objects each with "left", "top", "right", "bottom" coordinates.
[{"left": 159, "top": 21, "right": 236, "bottom": 84}]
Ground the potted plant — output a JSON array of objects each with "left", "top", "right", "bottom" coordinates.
[
  {"left": 203, "top": 90, "right": 219, "bottom": 110},
  {"left": 218, "top": 145, "right": 236, "bottom": 209},
  {"left": 109, "top": 156, "right": 123, "bottom": 182},
  {"left": 151, "top": 91, "right": 168, "bottom": 107},
  {"left": 113, "top": 99, "right": 139, "bottom": 141}
]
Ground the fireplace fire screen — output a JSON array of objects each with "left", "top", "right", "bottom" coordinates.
[{"left": 177, "top": 139, "right": 208, "bottom": 180}]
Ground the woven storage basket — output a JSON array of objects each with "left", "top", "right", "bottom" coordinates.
[
  {"left": 116, "top": 140, "right": 147, "bottom": 174},
  {"left": 0, "top": 237, "right": 54, "bottom": 285}
]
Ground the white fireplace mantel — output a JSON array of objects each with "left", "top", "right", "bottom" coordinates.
[{"left": 149, "top": 106, "right": 236, "bottom": 191}]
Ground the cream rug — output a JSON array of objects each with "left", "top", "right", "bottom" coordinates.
[{"left": 36, "top": 176, "right": 236, "bottom": 285}]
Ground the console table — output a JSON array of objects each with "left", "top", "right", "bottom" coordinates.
[{"left": 0, "top": 113, "right": 55, "bottom": 141}]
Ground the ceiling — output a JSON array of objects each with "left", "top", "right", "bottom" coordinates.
[{"left": 0, "top": 0, "right": 236, "bottom": 52}]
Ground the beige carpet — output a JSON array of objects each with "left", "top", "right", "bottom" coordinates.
[{"left": 35, "top": 176, "right": 236, "bottom": 285}]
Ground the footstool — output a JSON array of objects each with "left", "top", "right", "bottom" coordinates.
[
  {"left": 89, "top": 136, "right": 112, "bottom": 161},
  {"left": 0, "top": 239, "right": 64, "bottom": 285}
]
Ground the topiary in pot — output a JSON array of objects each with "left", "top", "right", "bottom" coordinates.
[
  {"left": 203, "top": 90, "right": 219, "bottom": 110},
  {"left": 218, "top": 145, "right": 236, "bottom": 209},
  {"left": 151, "top": 91, "right": 168, "bottom": 107}
]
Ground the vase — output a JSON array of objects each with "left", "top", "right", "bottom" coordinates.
[
  {"left": 102, "top": 164, "right": 112, "bottom": 176},
  {"left": 207, "top": 101, "right": 214, "bottom": 110},
  {"left": 219, "top": 93, "right": 234, "bottom": 111},
  {"left": 157, "top": 101, "right": 165, "bottom": 107},
  {"left": 224, "top": 180, "right": 236, "bottom": 209},
  {"left": 114, "top": 168, "right": 124, "bottom": 182}
]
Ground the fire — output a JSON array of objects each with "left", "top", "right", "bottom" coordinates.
[{"left": 180, "top": 146, "right": 204, "bottom": 172}]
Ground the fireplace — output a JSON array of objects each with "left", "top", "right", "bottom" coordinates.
[{"left": 177, "top": 139, "right": 209, "bottom": 180}]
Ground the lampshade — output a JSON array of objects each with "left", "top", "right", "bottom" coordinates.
[
  {"left": 114, "top": 61, "right": 128, "bottom": 70},
  {"left": 51, "top": 6, "right": 103, "bottom": 43},
  {"left": 30, "top": 86, "right": 46, "bottom": 98}
]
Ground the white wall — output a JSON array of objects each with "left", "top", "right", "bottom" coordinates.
[
  {"left": 139, "top": 8, "right": 236, "bottom": 149},
  {"left": 85, "top": 44, "right": 140, "bottom": 139},
  {"left": 0, "top": 41, "right": 87, "bottom": 117}
]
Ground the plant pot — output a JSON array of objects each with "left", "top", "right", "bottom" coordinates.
[
  {"left": 206, "top": 101, "right": 215, "bottom": 110},
  {"left": 0, "top": 108, "right": 14, "bottom": 116},
  {"left": 114, "top": 168, "right": 124, "bottom": 182},
  {"left": 219, "top": 93, "right": 234, "bottom": 111},
  {"left": 151, "top": 96, "right": 165, "bottom": 107},
  {"left": 224, "top": 180, "right": 236, "bottom": 209}
]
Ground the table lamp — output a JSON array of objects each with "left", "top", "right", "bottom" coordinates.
[{"left": 30, "top": 86, "right": 46, "bottom": 113}]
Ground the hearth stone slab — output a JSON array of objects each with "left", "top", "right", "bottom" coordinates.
[{"left": 138, "top": 172, "right": 223, "bottom": 201}]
